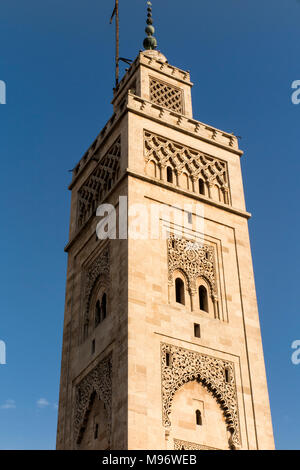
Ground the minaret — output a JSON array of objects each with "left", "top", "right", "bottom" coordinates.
[{"left": 56, "top": 2, "right": 274, "bottom": 450}]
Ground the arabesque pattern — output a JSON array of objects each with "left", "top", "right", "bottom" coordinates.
[
  {"left": 77, "top": 137, "right": 121, "bottom": 228},
  {"left": 144, "top": 131, "right": 230, "bottom": 203},
  {"left": 74, "top": 354, "right": 112, "bottom": 446},
  {"left": 161, "top": 343, "right": 240, "bottom": 449}
]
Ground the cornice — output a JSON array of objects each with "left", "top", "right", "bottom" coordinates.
[{"left": 64, "top": 169, "right": 251, "bottom": 254}]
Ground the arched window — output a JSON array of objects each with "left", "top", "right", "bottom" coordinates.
[
  {"left": 94, "top": 292, "right": 107, "bottom": 328},
  {"left": 94, "top": 423, "right": 99, "bottom": 440},
  {"left": 166, "top": 352, "right": 171, "bottom": 367},
  {"left": 182, "top": 173, "right": 189, "bottom": 190},
  {"left": 167, "top": 166, "right": 173, "bottom": 183},
  {"left": 84, "top": 321, "right": 89, "bottom": 339},
  {"left": 175, "top": 278, "right": 185, "bottom": 305},
  {"left": 199, "top": 285, "right": 208, "bottom": 312},
  {"left": 199, "top": 179, "right": 205, "bottom": 195},
  {"left": 95, "top": 300, "right": 101, "bottom": 327},
  {"left": 147, "top": 160, "right": 156, "bottom": 178},
  {"left": 101, "top": 293, "right": 107, "bottom": 320},
  {"left": 196, "top": 409, "right": 202, "bottom": 426}
]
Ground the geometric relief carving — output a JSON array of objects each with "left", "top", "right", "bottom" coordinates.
[
  {"left": 167, "top": 235, "right": 217, "bottom": 297},
  {"left": 174, "top": 439, "right": 218, "bottom": 451},
  {"left": 161, "top": 343, "right": 241, "bottom": 450},
  {"left": 150, "top": 77, "right": 184, "bottom": 114},
  {"left": 167, "top": 235, "right": 220, "bottom": 318},
  {"left": 77, "top": 136, "right": 121, "bottom": 229},
  {"left": 82, "top": 248, "right": 110, "bottom": 338},
  {"left": 74, "top": 354, "right": 112, "bottom": 446},
  {"left": 144, "top": 131, "right": 230, "bottom": 204}
]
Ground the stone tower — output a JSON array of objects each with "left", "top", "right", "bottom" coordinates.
[{"left": 56, "top": 5, "right": 274, "bottom": 451}]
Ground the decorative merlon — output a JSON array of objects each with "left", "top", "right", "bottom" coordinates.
[
  {"left": 140, "top": 52, "right": 191, "bottom": 84},
  {"left": 71, "top": 91, "right": 240, "bottom": 188},
  {"left": 130, "top": 93, "right": 239, "bottom": 150},
  {"left": 113, "top": 52, "right": 192, "bottom": 103}
]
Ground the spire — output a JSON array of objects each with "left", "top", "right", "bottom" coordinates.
[{"left": 143, "top": 1, "right": 157, "bottom": 51}]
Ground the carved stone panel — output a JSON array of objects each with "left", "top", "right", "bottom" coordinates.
[
  {"left": 174, "top": 439, "right": 218, "bottom": 450},
  {"left": 144, "top": 131, "right": 230, "bottom": 203},
  {"left": 77, "top": 136, "right": 121, "bottom": 229},
  {"left": 82, "top": 248, "right": 110, "bottom": 319},
  {"left": 167, "top": 235, "right": 217, "bottom": 297},
  {"left": 73, "top": 354, "right": 112, "bottom": 446},
  {"left": 149, "top": 77, "right": 184, "bottom": 114},
  {"left": 161, "top": 343, "right": 241, "bottom": 449},
  {"left": 81, "top": 248, "right": 110, "bottom": 341}
]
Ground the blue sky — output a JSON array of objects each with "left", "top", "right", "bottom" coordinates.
[{"left": 0, "top": 0, "right": 299, "bottom": 450}]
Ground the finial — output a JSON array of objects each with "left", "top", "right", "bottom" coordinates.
[{"left": 143, "top": 1, "right": 157, "bottom": 50}]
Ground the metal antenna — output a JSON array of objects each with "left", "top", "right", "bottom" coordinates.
[{"left": 110, "top": 0, "right": 120, "bottom": 86}]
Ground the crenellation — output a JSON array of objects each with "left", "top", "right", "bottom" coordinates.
[{"left": 127, "top": 93, "right": 239, "bottom": 151}]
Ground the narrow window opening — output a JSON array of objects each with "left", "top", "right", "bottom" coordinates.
[
  {"left": 199, "top": 179, "right": 205, "bottom": 195},
  {"left": 101, "top": 293, "right": 107, "bottom": 320},
  {"left": 199, "top": 285, "right": 208, "bottom": 312},
  {"left": 194, "top": 323, "right": 201, "bottom": 338},
  {"left": 175, "top": 278, "right": 185, "bottom": 305},
  {"left": 94, "top": 423, "right": 99, "bottom": 439},
  {"left": 167, "top": 167, "right": 173, "bottom": 183},
  {"left": 166, "top": 352, "right": 171, "bottom": 367},
  {"left": 95, "top": 300, "right": 101, "bottom": 327},
  {"left": 225, "top": 368, "right": 230, "bottom": 383},
  {"left": 196, "top": 409, "right": 202, "bottom": 426},
  {"left": 92, "top": 339, "right": 95, "bottom": 355},
  {"left": 187, "top": 212, "right": 192, "bottom": 224},
  {"left": 84, "top": 322, "right": 89, "bottom": 339}
]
